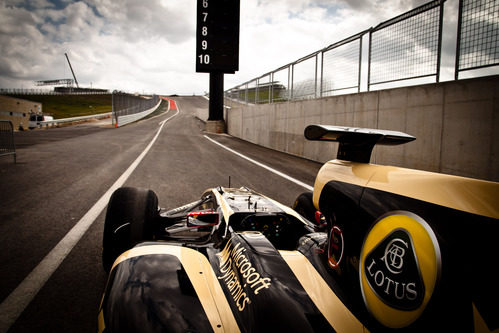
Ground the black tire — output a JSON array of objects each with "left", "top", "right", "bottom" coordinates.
[
  {"left": 292, "top": 192, "right": 316, "bottom": 222},
  {"left": 102, "top": 187, "right": 159, "bottom": 272}
]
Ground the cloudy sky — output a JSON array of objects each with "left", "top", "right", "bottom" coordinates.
[{"left": 0, "top": 0, "right": 463, "bottom": 95}]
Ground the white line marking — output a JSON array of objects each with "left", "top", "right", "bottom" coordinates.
[
  {"left": 203, "top": 135, "right": 314, "bottom": 192},
  {"left": 200, "top": 95, "right": 231, "bottom": 109},
  {"left": 0, "top": 105, "right": 180, "bottom": 333}
]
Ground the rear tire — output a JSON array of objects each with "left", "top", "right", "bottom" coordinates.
[
  {"left": 102, "top": 187, "right": 159, "bottom": 272},
  {"left": 292, "top": 192, "right": 316, "bottom": 222}
]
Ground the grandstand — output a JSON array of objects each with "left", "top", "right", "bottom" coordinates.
[{"left": 35, "top": 79, "right": 108, "bottom": 94}]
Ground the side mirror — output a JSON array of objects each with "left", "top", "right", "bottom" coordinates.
[{"left": 187, "top": 210, "right": 219, "bottom": 227}]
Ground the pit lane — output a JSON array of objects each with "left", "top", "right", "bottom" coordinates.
[{"left": 0, "top": 96, "right": 321, "bottom": 332}]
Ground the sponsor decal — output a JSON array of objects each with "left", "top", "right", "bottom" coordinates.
[
  {"left": 359, "top": 211, "right": 441, "bottom": 328},
  {"left": 217, "top": 237, "right": 272, "bottom": 311},
  {"left": 327, "top": 226, "right": 344, "bottom": 269},
  {"left": 364, "top": 229, "right": 424, "bottom": 310}
]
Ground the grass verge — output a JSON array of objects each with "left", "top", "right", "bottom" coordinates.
[{"left": 7, "top": 94, "right": 112, "bottom": 119}]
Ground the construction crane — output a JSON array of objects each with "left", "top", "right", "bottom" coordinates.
[{"left": 64, "top": 53, "right": 79, "bottom": 88}]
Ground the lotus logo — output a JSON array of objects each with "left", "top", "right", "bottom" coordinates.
[
  {"left": 383, "top": 238, "right": 407, "bottom": 274},
  {"left": 360, "top": 212, "right": 441, "bottom": 328},
  {"left": 364, "top": 229, "right": 424, "bottom": 310}
]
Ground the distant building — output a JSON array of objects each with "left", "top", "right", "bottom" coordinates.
[
  {"left": 0, "top": 95, "right": 42, "bottom": 131},
  {"left": 53, "top": 87, "right": 108, "bottom": 93}
]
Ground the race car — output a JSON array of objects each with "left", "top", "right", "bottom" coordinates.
[{"left": 98, "top": 125, "right": 498, "bottom": 333}]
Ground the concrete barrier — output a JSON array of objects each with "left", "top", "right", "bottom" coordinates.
[
  {"left": 227, "top": 75, "right": 499, "bottom": 182},
  {"left": 116, "top": 99, "right": 161, "bottom": 127}
]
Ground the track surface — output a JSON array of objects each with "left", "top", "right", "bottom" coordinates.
[{"left": 0, "top": 96, "right": 321, "bottom": 332}]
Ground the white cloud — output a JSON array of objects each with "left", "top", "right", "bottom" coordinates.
[
  {"left": 0, "top": 0, "right": 494, "bottom": 95},
  {"left": 0, "top": 0, "right": 202, "bottom": 94}
]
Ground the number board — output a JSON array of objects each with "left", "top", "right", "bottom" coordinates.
[{"left": 196, "top": 0, "right": 240, "bottom": 73}]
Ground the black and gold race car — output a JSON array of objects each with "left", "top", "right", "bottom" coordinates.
[{"left": 99, "top": 125, "right": 498, "bottom": 333}]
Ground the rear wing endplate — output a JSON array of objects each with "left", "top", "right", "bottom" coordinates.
[{"left": 304, "top": 124, "right": 415, "bottom": 163}]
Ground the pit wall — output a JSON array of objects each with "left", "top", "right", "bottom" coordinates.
[{"left": 226, "top": 75, "right": 499, "bottom": 182}]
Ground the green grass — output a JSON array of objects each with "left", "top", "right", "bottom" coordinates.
[
  {"left": 234, "top": 88, "right": 288, "bottom": 104},
  {"left": 7, "top": 94, "right": 112, "bottom": 119}
]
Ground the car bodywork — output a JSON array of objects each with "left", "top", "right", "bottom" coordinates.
[{"left": 99, "top": 125, "right": 498, "bottom": 332}]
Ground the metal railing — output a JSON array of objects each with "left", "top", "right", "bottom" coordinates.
[
  {"left": 0, "top": 120, "right": 16, "bottom": 163},
  {"left": 227, "top": 0, "right": 498, "bottom": 104},
  {"left": 455, "top": 0, "right": 499, "bottom": 78},
  {"left": 368, "top": 0, "right": 444, "bottom": 89},
  {"left": 322, "top": 31, "right": 366, "bottom": 96},
  {"left": 39, "top": 112, "right": 112, "bottom": 128}
]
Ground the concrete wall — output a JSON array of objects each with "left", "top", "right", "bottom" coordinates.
[{"left": 226, "top": 75, "right": 499, "bottom": 182}]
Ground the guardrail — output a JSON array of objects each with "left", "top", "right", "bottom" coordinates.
[
  {"left": 0, "top": 120, "right": 16, "bottom": 163},
  {"left": 39, "top": 112, "right": 112, "bottom": 128}
]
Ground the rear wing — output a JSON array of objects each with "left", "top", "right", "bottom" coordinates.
[{"left": 304, "top": 124, "right": 415, "bottom": 163}]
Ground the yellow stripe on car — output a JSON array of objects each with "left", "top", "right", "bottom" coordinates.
[
  {"left": 213, "top": 189, "right": 235, "bottom": 225},
  {"left": 180, "top": 247, "right": 240, "bottom": 333},
  {"left": 279, "top": 250, "right": 366, "bottom": 333},
  {"left": 110, "top": 245, "right": 240, "bottom": 333},
  {"left": 314, "top": 160, "right": 499, "bottom": 219}
]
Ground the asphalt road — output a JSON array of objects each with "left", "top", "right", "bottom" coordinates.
[{"left": 0, "top": 96, "right": 321, "bottom": 332}]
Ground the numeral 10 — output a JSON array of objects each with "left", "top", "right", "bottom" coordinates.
[{"left": 199, "top": 54, "right": 210, "bottom": 64}]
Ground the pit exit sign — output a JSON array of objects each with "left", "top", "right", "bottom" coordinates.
[{"left": 196, "top": 0, "right": 240, "bottom": 73}]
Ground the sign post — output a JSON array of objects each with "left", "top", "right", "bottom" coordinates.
[{"left": 196, "top": 0, "right": 240, "bottom": 133}]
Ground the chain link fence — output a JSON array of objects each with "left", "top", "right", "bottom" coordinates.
[
  {"left": 368, "top": 0, "right": 444, "bottom": 88},
  {"left": 321, "top": 31, "right": 366, "bottom": 96},
  {"left": 227, "top": 0, "right": 498, "bottom": 104},
  {"left": 0, "top": 120, "right": 16, "bottom": 163},
  {"left": 455, "top": 0, "right": 499, "bottom": 78}
]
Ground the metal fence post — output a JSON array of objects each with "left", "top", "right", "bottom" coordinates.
[
  {"left": 245, "top": 83, "right": 248, "bottom": 104},
  {"left": 320, "top": 50, "right": 324, "bottom": 98},
  {"left": 271, "top": 72, "right": 274, "bottom": 103},
  {"left": 314, "top": 53, "right": 318, "bottom": 99},
  {"left": 255, "top": 78, "right": 259, "bottom": 104},
  {"left": 436, "top": 1, "right": 444, "bottom": 82},
  {"left": 455, "top": 0, "right": 464, "bottom": 80},
  {"left": 267, "top": 73, "right": 271, "bottom": 104},
  {"left": 367, "top": 31, "right": 372, "bottom": 91},
  {"left": 358, "top": 36, "right": 363, "bottom": 93}
]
